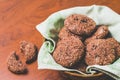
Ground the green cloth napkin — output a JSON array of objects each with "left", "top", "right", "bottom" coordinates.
[{"left": 36, "top": 5, "right": 120, "bottom": 80}]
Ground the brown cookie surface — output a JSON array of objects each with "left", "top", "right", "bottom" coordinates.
[
  {"left": 85, "top": 39, "right": 116, "bottom": 65},
  {"left": 85, "top": 25, "right": 109, "bottom": 45},
  {"left": 64, "top": 14, "right": 96, "bottom": 36},
  {"left": 94, "top": 25, "right": 109, "bottom": 38},
  {"left": 7, "top": 51, "right": 27, "bottom": 74},
  {"left": 58, "top": 26, "right": 83, "bottom": 40},
  {"left": 20, "top": 41, "right": 37, "bottom": 64},
  {"left": 106, "top": 38, "right": 120, "bottom": 57},
  {"left": 53, "top": 36, "right": 85, "bottom": 67}
]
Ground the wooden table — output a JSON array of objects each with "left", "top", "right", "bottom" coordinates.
[{"left": 0, "top": 0, "right": 120, "bottom": 80}]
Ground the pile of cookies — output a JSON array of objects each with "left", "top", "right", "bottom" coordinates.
[
  {"left": 7, "top": 41, "right": 37, "bottom": 74},
  {"left": 52, "top": 14, "right": 120, "bottom": 71}
]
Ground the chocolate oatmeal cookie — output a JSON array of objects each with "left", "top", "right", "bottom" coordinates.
[
  {"left": 7, "top": 51, "right": 27, "bottom": 74},
  {"left": 107, "top": 38, "right": 120, "bottom": 57},
  {"left": 85, "top": 39, "right": 116, "bottom": 65},
  {"left": 58, "top": 26, "right": 83, "bottom": 40},
  {"left": 85, "top": 25, "right": 109, "bottom": 45},
  {"left": 64, "top": 14, "right": 96, "bottom": 36},
  {"left": 20, "top": 41, "right": 37, "bottom": 64},
  {"left": 53, "top": 36, "right": 85, "bottom": 67}
]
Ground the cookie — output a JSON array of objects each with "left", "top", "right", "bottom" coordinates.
[
  {"left": 85, "top": 39, "right": 116, "bottom": 65},
  {"left": 64, "top": 14, "right": 96, "bottom": 36},
  {"left": 85, "top": 25, "right": 109, "bottom": 45},
  {"left": 53, "top": 36, "right": 85, "bottom": 67},
  {"left": 7, "top": 51, "right": 27, "bottom": 74},
  {"left": 94, "top": 25, "right": 109, "bottom": 38},
  {"left": 106, "top": 38, "right": 120, "bottom": 57},
  {"left": 58, "top": 26, "right": 83, "bottom": 40},
  {"left": 20, "top": 41, "right": 37, "bottom": 64}
]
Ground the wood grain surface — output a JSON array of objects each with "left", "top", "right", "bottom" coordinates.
[{"left": 0, "top": 0, "right": 120, "bottom": 80}]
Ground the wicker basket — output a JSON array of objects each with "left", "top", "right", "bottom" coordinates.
[{"left": 60, "top": 71, "right": 115, "bottom": 80}]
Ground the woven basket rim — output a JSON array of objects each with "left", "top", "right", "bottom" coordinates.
[{"left": 64, "top": 71, "right": 103, "bottom": 78}]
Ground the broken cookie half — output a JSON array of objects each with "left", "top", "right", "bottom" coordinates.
[
  {"left": 20, "top": 41, "right": 37, "bottom": 64},
  {"left": 7, "top": 51, "right": 27, "bottom": 74}
]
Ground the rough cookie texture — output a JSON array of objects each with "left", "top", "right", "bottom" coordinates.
[
  {"left": 85, "top": 25, "right": 109, "bottom": 45},
  {"left": 20, "top": 41, "right": 37, "bottom": 64},
  {"left": 106, "top": 38, "right": 120, "bottom": 57},
  {"left": 85, "top": 39, "right": 116, "bottom": 65},
  {"left": 64, "top": 14, "right": 96, "bottom": 36},
  {"left": 58, "top": 26, "right": 83, "bottom": 40},
  {"left": 7, "top": 51, "right": 26, "bottom": 74},
  {"left": 53, "top": 36, "right": 85, "bottom": 67}
]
